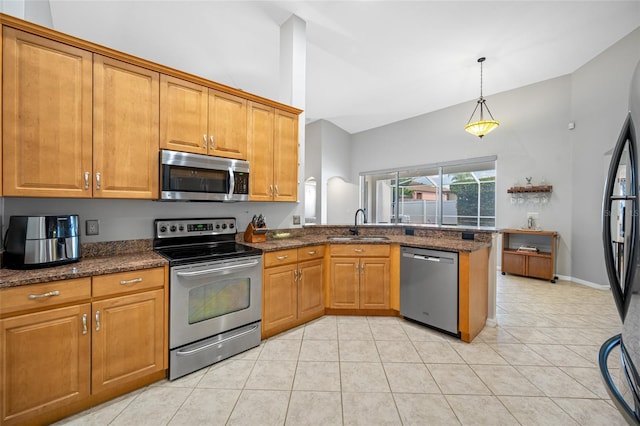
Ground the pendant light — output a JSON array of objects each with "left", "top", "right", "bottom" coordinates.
[{"left": 465, "top": 57, "right": 499, "bottom": 138}]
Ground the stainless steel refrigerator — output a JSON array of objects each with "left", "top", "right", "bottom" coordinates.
[{"left": 600, "top": 57, "right": 640, "bottom": 425}]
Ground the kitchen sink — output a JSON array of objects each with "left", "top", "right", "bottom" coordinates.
[{"left": 326, "top": 236, "right": 389, "bottom": 241}]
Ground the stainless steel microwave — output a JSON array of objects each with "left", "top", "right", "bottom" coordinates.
[{"left": 160, "top": 150, "right": 249, "bottom": 201}]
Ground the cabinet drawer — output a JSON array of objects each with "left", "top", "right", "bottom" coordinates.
[
  {"left": 330, "top": 244, "right": 390, "bottom": 257},
  {"left": 92, "top": 268, "right": 164, "bottom": 298},
  {"left": 264, "top": 249, "right": 298, "bottom": 268},
  {"left": 0, "top": 278, "right": 91, "bottom": 316},
  {"left": 297, "top": 245, "right": 325, "bottom": 261}
]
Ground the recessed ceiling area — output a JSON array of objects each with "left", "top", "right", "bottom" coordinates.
[{"left": 47, "top": 1, "right": 640, "bottom": 134}]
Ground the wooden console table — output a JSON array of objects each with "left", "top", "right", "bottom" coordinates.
[{"left": 501, "top": 229, "right": 558, "bottom": 282}]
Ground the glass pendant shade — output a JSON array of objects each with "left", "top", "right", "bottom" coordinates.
[{"left": 465, "top": 58, "right": 499, "bottom": 138}]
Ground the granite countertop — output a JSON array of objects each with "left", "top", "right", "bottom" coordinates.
[
  {"left": 242, "top": 234, "right": 491, "bottom": 253},
  {"left": 0, "top": 251, "right": 167, "bottom": 289}
]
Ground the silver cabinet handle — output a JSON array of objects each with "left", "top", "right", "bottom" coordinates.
[
  {"left": 269, "top": 184, "right": 274, "bottom": 196},
  {"left": 84, "top": 171, "right": 90, "bottom": 190},
  {"left": 28, "top": 290, "right": 60, "bottom": 299},
  {"left": 209, "top": 135, "right": 215, "bottom": 150},
  {"left": 307, "top": 251, "right": 317, "bottom": 255},
  {"left": 293, "top": 269, "right": 298, "bottom": 282},
  {"left": 202, "top": 134, "right": 207, "bottom": 148},
  {"left": 120, "top": 277, "right": 143, "bottom": 285},
  {"left": 354, "top": 248, "right": 364, "bottom": 253},
  {"left": 96, "top": 172, "right": 101, "bottom": 190},
  {"left": 298, "top": 269, "right": 303, "bottom": 280},
  {"left": 275, "top": 185, "right": 279, "bottom": 196},
  {"left": 95, "top": 311, "right": 101, "bottom": 331},
  {"left": 82, "top": 313, "right": 88, "bottom": 335},
  {"left": 276, "top": 255, "right": 289, "bottom": 260}
]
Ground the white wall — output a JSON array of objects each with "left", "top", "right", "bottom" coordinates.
[
  {"left": 351, "top": 75, "right": 574, "bottom": 277},
  {"left": 349, "top": 27, "right": 640, "bottom": 284},
  {"left": 570, "top": 27, "right": 640, "bottom": 286}
]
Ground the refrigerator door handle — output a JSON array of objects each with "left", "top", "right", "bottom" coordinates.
[{"left": 603, "top": 113, "right": 638, "bottom": 322}]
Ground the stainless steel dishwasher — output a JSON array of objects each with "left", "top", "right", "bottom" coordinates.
[{"left": 400, "top": 246, "right": 459, "bottom": 335}]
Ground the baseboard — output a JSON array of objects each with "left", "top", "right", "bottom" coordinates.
[{"left": 497, "top": 266, "right": 610, "bottom": 291}]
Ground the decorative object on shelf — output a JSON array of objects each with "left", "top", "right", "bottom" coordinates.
[
  {"left": 465, "top": 57, "right": 500, "bottom": 138},
  {"left": 525, "top": 177, "right": 533, "bottom": 188}
]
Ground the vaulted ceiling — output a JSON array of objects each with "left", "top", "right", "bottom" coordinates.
[{"left": 47, "top": 1, "right": 640, "bottom": 134}]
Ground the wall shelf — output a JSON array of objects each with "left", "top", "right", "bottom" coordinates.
[{"left": 507, "top": 185, "right": 553, "bottom": 193}]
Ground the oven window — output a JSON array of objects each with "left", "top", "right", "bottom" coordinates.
[
  {"left": 188, "top": 277, "right": 250, "bottom": 324},
  {"left": 165, "top": 165, "right": 228, "bottom": 193}
]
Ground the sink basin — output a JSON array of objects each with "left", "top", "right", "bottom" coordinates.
[{"left": 326, "top": 236, "right": 389, "bottom": 241}]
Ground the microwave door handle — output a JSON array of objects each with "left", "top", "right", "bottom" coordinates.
[{"left": 228, "top": 166, "right": 235, "bottom": 200}]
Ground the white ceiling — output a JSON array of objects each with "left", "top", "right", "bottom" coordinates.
[{"left": 46, "top": 1, "right": 640, "bottom": 134}]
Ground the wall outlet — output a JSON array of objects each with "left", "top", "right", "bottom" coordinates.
[
  {"left": 86, "top": 220, "right": 100, "bottom": 236},
  {"left": 292, "top": 215, "right": 301, "bottom": 225}
]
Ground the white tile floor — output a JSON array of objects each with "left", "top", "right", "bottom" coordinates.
[{"left": 56, "top": 274, "right": 627, "bottom": 425}]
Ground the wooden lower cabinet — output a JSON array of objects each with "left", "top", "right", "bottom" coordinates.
[
  {"left": 328, "top": 244, "right": 391, "bottom": 312},
  {"left": 0, "top": 267, "right": 166, "bottom": 426},
  {"left": 501, "top": 229, "right": 557, "bottom": 282},
  {"left": 91, "top": 289, "right": 165, "bottom": 394},
  {"left": 0, "top": 304, "right": 91, "bottom": 426},
  {"left": 262, "top": 246, "right": 325, "bottom": 338}
]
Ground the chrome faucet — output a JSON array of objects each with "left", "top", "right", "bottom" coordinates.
[{"left": 350, "top": 209, "right": 367, "bottom": 235}]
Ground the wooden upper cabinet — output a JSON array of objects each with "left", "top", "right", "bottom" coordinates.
[
  {"left": 208, "top": 90, "right": 247, "bottom": 159},
  {"left": 93, "top": 55, "right": 159, "bottom": 199},
  {"left": 248, "top": 101, "right": 275, "bottom": 201},
  {"left": 248, "top": 102, "right": 299, "bottom": 202},
  {"left": 160, "top": 75, "right": 247, "bottom": 160},
  {"left": 273, "top": 109, "right": 299, "bottom": 201},
  {"left": 159, "top": 75, "right": 208, "bottom": 155},
  {"left": 2, "top": 28, "right": 93, "bottom": 197}
]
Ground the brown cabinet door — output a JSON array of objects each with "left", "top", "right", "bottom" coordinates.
[
  {"left": 273, "top": 109, "right": 299, "bottom": 201},
  {"left": 262, "top": 264, "right": 297, "bottom": 335},
  {"left": 248, "top": 101, "right": 275, "bottom": 201},
  {"left": 502, "top": 252, "right": 526, "bottom": 276},
  {"left": 329, "top": 258, "right": 359, "bottom": 309},
  {"left": 3, "top": 28, "right": 93, "bottom": 197},
  {"left": 159, "top": 75, "right": 208, "bottom": 155},
  {"left": 1, "top": 304, "right": 91, "bottom": 425},
  {"left": 298, "top": 259, "right": 325, "bottom": 321},
  {"left": 91, "top": 289, "right": 164, "bottom": 394},
  {"left": 527, "top": 256, "right": 553, "bottom": 280},
  {"left": 360, "top": 258, "right": 390, "bottom": 309},
  {"left": 93, "top": 55, "right": 159, "bottom": 199},
  {"left": 208, "top": 90, "right": 247, "bottom": 159}
]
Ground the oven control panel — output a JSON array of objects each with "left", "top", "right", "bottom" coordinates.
[{"left": 155, "top": 218, "right": 236, "bottom": 238}]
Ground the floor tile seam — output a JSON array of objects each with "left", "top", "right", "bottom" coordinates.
[
  {"left": 163, "top": 385, "right": 201, "bottom": 426},
  {"left": 106, "top": 385, "right": 163, "bottom": 426},
  {"left": 442, "top": 393, "right": 522, "bottom": 425},
  {"left": 510, "top": 364, "right": 600, "bottom": 399},
  {"left": 467, "top": 363, "right": 545, "bottom": 398},
  {"left": 523, "top": 342, "right": 593, "bottom": 367}
]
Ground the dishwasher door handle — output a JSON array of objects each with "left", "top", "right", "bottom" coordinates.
[{"left": 404, "top": 252, "right": 455, "bottom": 264}]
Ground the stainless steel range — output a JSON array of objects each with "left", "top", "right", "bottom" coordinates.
[{"left": 153, "top": 217, "right": 262, "bottom": 380}]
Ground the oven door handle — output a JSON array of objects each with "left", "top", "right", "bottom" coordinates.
[
  {"left": 176, "top": 259, "right": 260, "bottom": 278},
  {"left": 175, "top": 324, "right": 259, "bottom": 356}
]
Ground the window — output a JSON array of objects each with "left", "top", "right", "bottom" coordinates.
[{"left": 360, "top": 157, "right": 496, "bottom": 227}]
